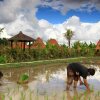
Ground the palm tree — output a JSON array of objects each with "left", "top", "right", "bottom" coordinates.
[
  {"left": 64, "top": 29, "right": 74, "bottom": 48},
  {"left": 0, "top": 27, "right": 4, "bottom": 38}
]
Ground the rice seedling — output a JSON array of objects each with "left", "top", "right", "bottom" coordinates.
[
  {"left": 20, "top": 91, "right": 25, "bottom": 100},
  {"left": 35, "top": 89, "right": 39, "bottom": 100},
  {"left": 97, "top": 91, "right": 100, "bottom": 96},
  {"left": 9, "top": 96, "right": 12, "bottom": 100},
  {"left": 44, "top": 95, "right": 49, "bottom": 100},
  {"left": 62, "top": 93, "right": 66, "bottom": 100},
  {"left": 88, "top": 97, "right": 91, "bottom": 100},
  {"left": 52, "top": 92, "right": 57, "bottom": 100},
  {"left": 1, "top": 89, "right": 100, "bottom": 100},
  {"left": 1, "top": 94, "right": 5, "bottom": 100},
  {"left": 7, "top": 87, "right": 11, "bottom": 96},
  {"left": 29, "top": 90, "right": 33, "bottom": 100}
]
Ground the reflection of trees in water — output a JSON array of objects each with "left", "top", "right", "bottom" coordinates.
[
  {"left": 0, "top": 64, "right": 66, "bottom": 83},
  {"left": 43, "top": 65, "right": 66, "bottom": 82},
  {"left": 45, "top": 70, "right": 51, "bottom": 82}
]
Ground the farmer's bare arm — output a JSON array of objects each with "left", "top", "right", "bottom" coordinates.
[
  {"left": 83, "top": 79, "right": 90, "bottom": 91},
  {"left": 79, "top": 77, "right": 84, "bottom": 85}
]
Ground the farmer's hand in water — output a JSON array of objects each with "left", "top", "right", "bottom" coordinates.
[
  {"left": 80, "top": 81, "right": 84, "bottom": 85},
  {"left": 83, "top": 79, "right": 91, "bottom": 92}
]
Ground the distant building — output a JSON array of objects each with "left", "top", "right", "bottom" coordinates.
[
  {"left": 8, "top": 31, "right": 34, "bottom": 50},
  {"left": 96, "top": 40, "right": 100, "bottom": 51},
  {"left": 31, "top": 37, "right": 45, "bottom": 49},
  {"left": 47, "top": 39, "right": 59, "bottom": 46}
]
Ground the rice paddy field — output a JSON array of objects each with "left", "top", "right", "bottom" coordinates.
[{"left": 0, "top": 58, "right": 100, "bottom": 100}]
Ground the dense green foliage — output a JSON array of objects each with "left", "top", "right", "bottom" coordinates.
[
  {"left": 0, "top": 38, "right": 97, "bottom": 63},
  {"left": 0, "top": 38, "right": 9, "bottom": 46}
]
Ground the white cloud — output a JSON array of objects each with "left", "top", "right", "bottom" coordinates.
[
  {"left": 38, "top": 19, "right": 52, "bottom": 28},
  {"left": 0, "top": 0, "right": 40, "bottom": 23},
  {"left": 0, "top": 24, "right": 10, "bottom": 38},
  {"left": 38, "top": 16, "right": 100, "bottom": 45},
  {"left": 0, "top": 0, "right": 100, "bottom": 46},
  {"left": 5, "top": 15, "right": 35, "bottom": 37},
  {"left": 62, "top": 16, "right": 100, "bottom": 43},
  {"left": 1, "top": 15, "right": 100, "bottom": 45}
]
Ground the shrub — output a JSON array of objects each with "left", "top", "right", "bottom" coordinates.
[{"left": 0, "top": 56, "right": 6, "bottom": 63}]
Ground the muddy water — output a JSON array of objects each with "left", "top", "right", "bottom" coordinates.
[{"left": 0, "top": 64, "right": 100, "bottom": 100}]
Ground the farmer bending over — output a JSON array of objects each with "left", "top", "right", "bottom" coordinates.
[{"left": 67, "top": 63, "right": 95, "bottom": 91}]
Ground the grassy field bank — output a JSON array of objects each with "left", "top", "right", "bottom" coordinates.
[{"left": 0, "top": 57, "right": 100, "bottom": 68}]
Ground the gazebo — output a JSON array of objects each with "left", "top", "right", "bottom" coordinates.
[{"left": 9, "top": 31, "right": 35, "bottom": 51}]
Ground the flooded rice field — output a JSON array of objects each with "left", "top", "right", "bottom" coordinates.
[{"left": 0, "top": 63, "right": 100, "bottom": 100}]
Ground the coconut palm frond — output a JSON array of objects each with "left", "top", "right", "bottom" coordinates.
[
  {"left": 0, "top": 27, "right": 4, "bottom": 32},
  {"left": 64, "top": 29, "right": 74, "bottom": 48}
]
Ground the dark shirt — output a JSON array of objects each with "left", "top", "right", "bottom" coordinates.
[{"left": 67, "top": 63, "right": 88, "bottom": 79}]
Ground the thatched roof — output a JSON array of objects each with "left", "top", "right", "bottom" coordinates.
[{"left": 9, "top": 31, "right": 34, "bottom": 42}]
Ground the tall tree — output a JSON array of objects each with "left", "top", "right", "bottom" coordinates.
[{"left": 64, "top": 29, "right": 74, "bottom": 48}]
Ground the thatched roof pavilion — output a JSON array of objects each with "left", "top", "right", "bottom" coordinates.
[{"left": 9, "top": 31, "right": 35, "bottom": 50}]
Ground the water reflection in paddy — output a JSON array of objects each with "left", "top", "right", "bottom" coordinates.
[{"left": 0, "top": 64, "right": 100, "bottom": 100}]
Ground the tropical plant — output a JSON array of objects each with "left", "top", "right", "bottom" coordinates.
[
  {"left": 64, "top": 29, "right": 74, "bottom": 48},
  {"left": 72, "top": 41, "right": 81, "bottom": 56},
  {"left": 0, "top": 55, "right": 6, "bottom": 63}
]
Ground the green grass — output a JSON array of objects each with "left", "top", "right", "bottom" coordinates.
[{"left": 0, "top": 57, "right": 100, "bottom": 68}]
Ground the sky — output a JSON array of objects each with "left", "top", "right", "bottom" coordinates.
[{"left": 0, "top": 0, "right": 100, "bottom": 45}]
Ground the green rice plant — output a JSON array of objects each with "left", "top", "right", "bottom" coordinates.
[
  {"left": 73, "top": 95, "right": 77, "bottom": 100},
  {"left": 35, "top": 89, "right": 39, "bottom": 100},
  {"left": 11, "top": 87, "right": 17, "bottom": 96},
  {"left": 29, "top": 90, "right": 33, "bottom": 100},
  {"left": 44, "top": 95, "right": 49, "bottom": 100},
  {"left": 78, "top": 92, "right": 84, "bottom": 100},
  {"left": 9, "top": 96, "right": 12, "bottom": 100},
  {"left": 97, "top": 91, "right": 100, "bottom": 96},
  {"left": 20, "top": 91, "right": 25, "bottom": 100},
  {"left": 17, "top": 85, "right": 20, "bottom": 92},
  {"left": 52, "top": 92, "right": 57, "bottom": 100},
  {"left": 95, "top": 91, "right": 100, "bottom": 100},
  {"left": 7, "top": 87, "right": 11, "bottom": 96},
  {"left": 62, "top": 93, "right": 65, "bottom": 100},
  {"left": 1, "top": 94, "right": 5, "bottom": 100},
  {"left": 88, "top": 96, "right": 91, "bottom": 100},
  {"left": 18, "top": 73, "right": 29, "bottom": 84},
  {"left": 91, "top": 85, "right": 94, "bottom": 92}
]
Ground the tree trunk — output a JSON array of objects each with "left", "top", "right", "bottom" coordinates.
[{"left": 68, "top": 40, "right": 70, "bottom": 48}]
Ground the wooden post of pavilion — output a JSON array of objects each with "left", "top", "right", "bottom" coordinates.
[
  {"left": 29, "top": 41, "right": 31, "bottom": 50},
  {"left": 11, "top": 40, "right": 13, "bottom": 48}
]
